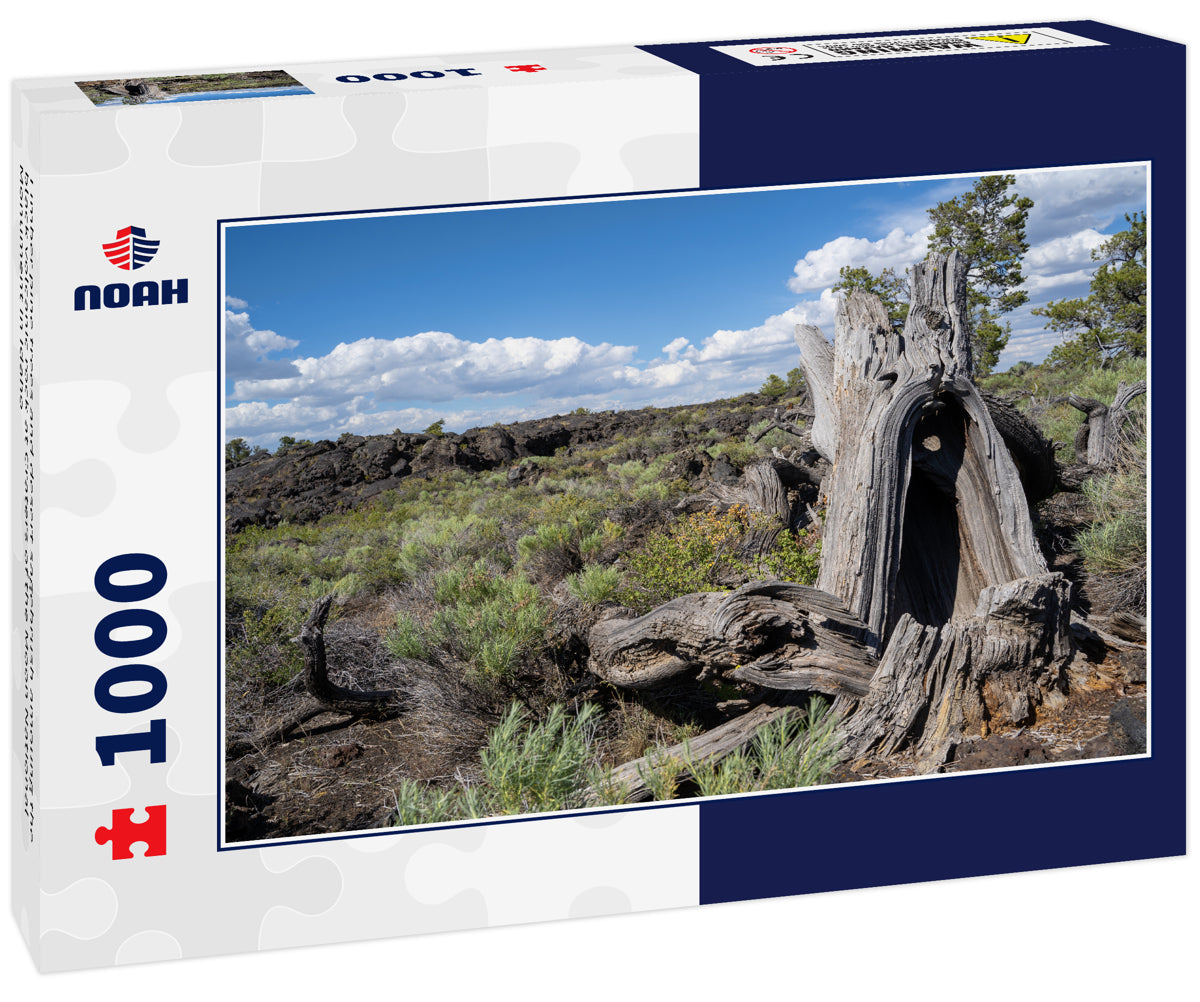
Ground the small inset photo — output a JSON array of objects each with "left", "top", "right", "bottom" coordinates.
[{"left": 76, "top": 69, "right": 311, "bottom": 107}]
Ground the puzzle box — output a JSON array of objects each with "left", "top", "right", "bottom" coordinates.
[{"left": 11, "top": 20, "right": 1184, "bottom": 971}]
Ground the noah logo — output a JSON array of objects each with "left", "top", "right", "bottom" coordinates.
[
  {"left": 102, "top": 225, "right": 160, "bottom": 270},
  {"left": 74, "top": 225, "right": 187, "bottom": 311}
]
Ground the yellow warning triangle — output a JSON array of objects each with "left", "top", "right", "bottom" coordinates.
[{"left": 970, "top": 33, "right": 1031, "bottom": 44}]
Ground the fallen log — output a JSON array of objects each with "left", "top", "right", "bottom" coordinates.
[
  {"left": 586, "top": 701, "right": 792, "bottom": 804},
  {"left": 588, "top": 580, "right": 877, "bottom": 697}
]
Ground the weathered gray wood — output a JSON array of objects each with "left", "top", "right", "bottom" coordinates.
[
  {"left": 228, "top": 595, "right": 399, "bottom": 758},
  {"left": 587, "top": 702, "right": 792, "bottom": 804},
  {"left": 793, "top": 324, "right": 837, "bottom": 462},
  {"left": 979, "top": 390, "right": 1060, "bottom": 503},
  {"left": 839, "top": 573, "right": 1072, "bottom": 769},
  {"left": 1109, "top": 610, "right": 1147, "bottom": 644},
  {"left": 298, "top": 595, "right": 399, "bottom": 712},
  {"left": 588, "top": 581, "right": 877, "bottom": 697},
  {"left": 750, "top": 406, "right": 812, "bottom": 446},
  {"left": 796, "top": 251, "right": 1047, "bottom": 651},
  {"left": 226, "top": 705, "right": 339, "bottom": 758},
  {"left": 1068, "top": 381, "right": 1146, "bottom": 466}
]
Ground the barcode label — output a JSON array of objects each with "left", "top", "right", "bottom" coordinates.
[{"left": 713, "top": 27, "right": 1104, "bottom": 67}]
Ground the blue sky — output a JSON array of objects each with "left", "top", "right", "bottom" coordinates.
[{"left": 224, "top": 164, "right": 1146, "bottom": 446}]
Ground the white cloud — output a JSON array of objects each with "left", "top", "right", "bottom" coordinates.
[
  {"left": 787, "top": 225, "right": 932, "bottom": 293},
  {"left": 224, "top": 309, "right": 300, "bottom": 382},
  {"left": 663, "top": 336, "right": 690, "bottom": 358},
  {"left": 230, "top": 331, "right": 639, "bottom": 405},
  {"left": 1020, "top": 227, "right": 1106, "bottom": 295},
  {"left": 1025, "top": 228, "right": 1106, "bottom": 272},
  {"left": 1016, "top": 165, "right": 1147, "bottom": 243},
  {"left": 224, "top": 296, "right": 845, "bottom": 445},
  {"left": 224, "top": 294, "right": 249, "bottom": 309}
]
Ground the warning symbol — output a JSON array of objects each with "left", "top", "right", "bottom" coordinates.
[{"left": 970, "top": 33, "right": 1032, "bottom": 44}]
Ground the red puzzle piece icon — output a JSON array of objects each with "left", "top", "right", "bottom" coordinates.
[{"left": 95, "top": 805, "right": 167, "bottom": 860}]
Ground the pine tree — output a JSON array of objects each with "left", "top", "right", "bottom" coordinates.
[
  {"left": 926, "top": 175, "right": 1034, "bottom": 375},
  {"left": 1036, "top": 212, "right": 1146, "bottom": 367}
]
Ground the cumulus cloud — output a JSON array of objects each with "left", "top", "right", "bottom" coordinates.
[
  {"left": 1016, "top": 164, "right": 1147, "bottom": 242},
  {"left": 1020, "top": 228, "right": 1107, "bottom": 296},
  {"left": 787, "top": 225, "right": 932, "bottom": 293},
  {"left": 663, "top": 336, "right": 690, "bottom": 358},
  {"left": 224, "top": 295, "right": 846, "bottom": 446},
  {"left": 230, "top": 331, "right": 639, "bottom": 405},
  {"left": 224, "top": 309, "right": 300, "bottom": 382},
  {"left": 225, "top": 295, "right": 249, "bottom": 309}
]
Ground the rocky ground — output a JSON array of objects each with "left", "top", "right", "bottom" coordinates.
[{"left": 225, "top": 397, "right": 781, "bottom": 531}]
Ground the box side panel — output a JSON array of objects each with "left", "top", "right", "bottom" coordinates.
[{"left": 11, "top": 85, "right": 41, "bottom": 968}]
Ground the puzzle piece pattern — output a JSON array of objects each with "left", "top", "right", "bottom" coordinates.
[
  {"left": 402, "top": 809, "right": 700, "bottom": 927},
  {"left": 95, "top": 806, "right": 167, "bottom": 859},
  {"left": 30, "top": 51, "right": 703, "bottom": 970}
]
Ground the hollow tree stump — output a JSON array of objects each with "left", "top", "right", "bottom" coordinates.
[
  {"left": 796, "top": 250, "right": 1071, "bottom": 766},
  {"left": 589, "top": 251, "right": 1072, "bottom": 773}
]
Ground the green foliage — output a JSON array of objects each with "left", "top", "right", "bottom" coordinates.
[
  {"left": 832, "top": 265, "right": 910, "bottom": 327},
  {"left": 760, "top": 373, "right": 788, "bottom": 398},
  {"left": 225, "top": 438, "right": 251, "bottom": 464},
  {"left": 231, "top": 604, "right": 307, "bottom": 687},
  {"left": 927, "top": 174, "right": 1034, "bottom": 375},
  {"left": 480, "top": 703, "right": 602, "bottom": 814},
  {"left": 566, "top": 564, "right": 623, "bottom": 606},
  {"left": 1039, "top": 213, "right": 1147, "bottom": 367},
  {"left": 391, "top": 702, "right": 606, "bottom": 824},
  {"left": 423, "top": 419, "right": 446, "bottom": 437},
  {"left": 1076, "top": 436, "right": 1146, "bottom": 574},
  {"left": 516, "top": 500, "right": 608, "bottom": 582},
  {"left": 275, "top": 435, "right": 314, "bottom": 455},
  {"left": 570, "top": 406, "right": 592, "bottom": 415},
  {"left": 621, "top": 505, "right": 820, "bottom": 612},
  {"left": 681, "top": 698, "right": 842, "bottom": 797},
  {"left": 385, "top": 612, "right": 429, "bottom": 660},
  {"left": 430, "top": 565, "right": 549, "bottom": 679},
  {"left": 637, "top": 748, "right": 683, "bottom": 802}
]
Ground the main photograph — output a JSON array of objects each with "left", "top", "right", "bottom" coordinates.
[{"left": 221, "top": 165, "right": 1149, "bottom": 844}]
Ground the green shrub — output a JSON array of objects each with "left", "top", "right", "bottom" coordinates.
[
  {"left": 566, "top": 564, "right": 623, "bottom": 606},
  {"left": 432, "top": 573, "right": 549, "bottom": 680},
  {"left": 480, "top": 703, "right": 601, "bottom": 814},
  {"left": 760, "top": 373, "right": 788, "bottom": 398},
  {"left": 229, "top": 603, "right": 308, "bottom": 687},
  {"left": 621, "top": 504, "right": 820, "bottom": 611},
  {"left": 385, "top": 612, "right": 429, "bottom": 660},
  {"left": 636, "top": 748, "right": 683, "bottom": 802},
  {"left": 391, "top": 702, "right": 606, "bottom": 824},
  {"left": 1075, "top": 435, "right": 1146, "bottom": 608},
  {"left": 682, "top": 698, "right": 842, "bottom": 797}
]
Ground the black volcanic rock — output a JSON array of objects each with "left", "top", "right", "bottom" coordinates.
[{"left": 225, "top": 396, "right": 781, "bottom": 531}]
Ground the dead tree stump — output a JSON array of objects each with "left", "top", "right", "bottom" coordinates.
[
  {"left": 227, "top": 595, "right": 398, "bottom": 758},
  {"left": 589, "top": 251, "right": 1073, "bottom": 773},
  {"left": 1068, "top": 381, "right": 1146, "bottom": 466}
]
